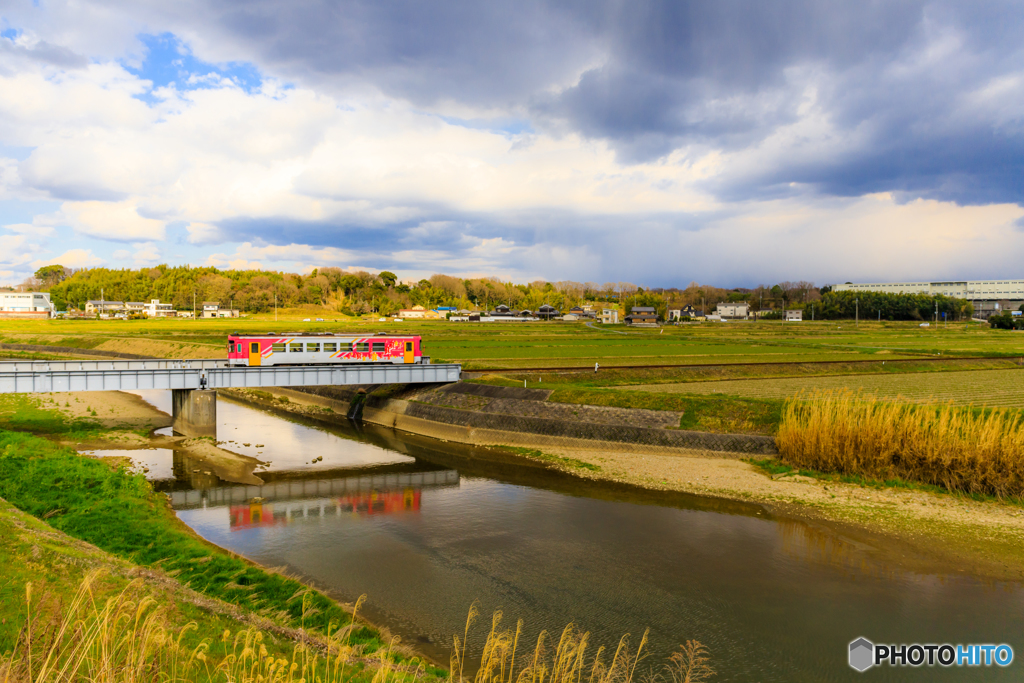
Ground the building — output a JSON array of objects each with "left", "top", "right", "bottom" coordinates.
[
  {"left": 398, "top": 305, "right": 441, "bottom": 319},
  {"left": 568, "top": 306, "right": 595, "bottom": 319},
  {"left": 624, "top": 306, "right": 658, "bottom": 326},
  {"left": 145, "top": 299, "right": 176, "bottom": 318},
  {"left": 201, "top": 302, "right": 240, "bottom": 318},
  {"left": 834, "top": 280, "right": 1024, "bottom": 300},
  {"left": 537, "top": 304, "right": 561, "bottom": 320},
  {"left": 85, "top": 300, "right": 125, "bottom": 315},
  {"left": 489, "top": 304, "right": 514, "bottom": 317},
  {"left": 600, "top": 308, "right": 619, "bottom": 324},
  {"left": 785, "top": 309, "right": 803, "bottom": 322},
  {"left": 669, "top": 304, "right": 703, "bottom": 321},
  {"left": 0, "top": 292, "right": 55, "bottom": 319},
  {"left": 715, "top": 303, "right": 749, "bottom": 319}
]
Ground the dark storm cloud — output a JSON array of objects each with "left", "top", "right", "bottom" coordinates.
[{"left": 161, "top": 0, "right": 1023, "bottom": 206}]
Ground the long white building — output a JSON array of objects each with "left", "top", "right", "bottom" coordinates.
[
  {"left": 834, "top": 280, "right": 1024, "bottom": 300},
  {"left": 0, "top": 292, "right": 55, "bottom": 318}
]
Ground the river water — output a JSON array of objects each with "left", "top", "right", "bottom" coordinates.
[{"left": 89, "top": 391, "right": 1024, "bottom": 682}]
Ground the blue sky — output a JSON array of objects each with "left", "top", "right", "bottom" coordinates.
[{"left": 1, "top": 0, "right": 1023, "bottom": 287}]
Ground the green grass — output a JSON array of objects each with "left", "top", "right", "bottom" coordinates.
[
  {"left": 491, "top": 446, "right": 601, "bottom": 471},
  {"left": 0, "top": 429, "right": 387, "bottom": 652},
  {"left": 547, "top": 388, "right": 783, "bottom": 435}
]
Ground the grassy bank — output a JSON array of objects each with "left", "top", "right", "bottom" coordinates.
[
  {"left": 776, "top": 390, "right": 1024, "bottom": 499},
  {"left": 0, "top": 429, "right": 391, "bottom": 656}
]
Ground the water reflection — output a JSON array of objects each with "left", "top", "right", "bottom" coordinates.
[{"left": 115, "top": 390, "right": 1024, "bottom": 683}]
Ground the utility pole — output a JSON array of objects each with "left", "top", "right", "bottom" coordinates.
[
  {"left": 274, "top": 292, "right": 277, "bottom": 322},
  {"left": 193, "top": 291, "right": 196, "bottom": 321}
]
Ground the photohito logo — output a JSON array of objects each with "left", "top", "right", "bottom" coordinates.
[{"left": 849, "top": 638, "right": 1013, "bottom": 671}]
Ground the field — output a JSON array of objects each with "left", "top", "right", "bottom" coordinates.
[
  {"left": 1, "top": 316, "right": 1022, "bottom": 368},
  {"left": 626, "top": 367, "right": 1024, "bottom": 407},
  {"left": 2, "top": 316, "right": 1023, "bottom": 411}
]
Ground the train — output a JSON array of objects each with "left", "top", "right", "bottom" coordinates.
[{"left": 227, "top": 333, "right": 423, "bottom": 367}]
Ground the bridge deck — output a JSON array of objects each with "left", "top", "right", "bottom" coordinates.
[{"left": 0, "top": 359, "right": 460, "bottom": 393}]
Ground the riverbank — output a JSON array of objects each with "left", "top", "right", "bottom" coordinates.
[{"left": 225, "top": 383, "right": 1024, "bottom": 583}]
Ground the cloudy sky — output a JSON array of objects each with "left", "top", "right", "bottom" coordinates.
[{"left": 1, "top": 0, "right": 1022, "bottom": 287}]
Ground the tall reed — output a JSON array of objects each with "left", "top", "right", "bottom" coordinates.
[
  {"left": 776, "top": 389, "right": 1024, "bottom": 498},
  {"left": 2, "top": 574, "right": 714, "bottom": 683}
]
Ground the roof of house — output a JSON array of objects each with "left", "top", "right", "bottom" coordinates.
[{"left": 631, "top": 306, "right": 656, "bottom": 313}]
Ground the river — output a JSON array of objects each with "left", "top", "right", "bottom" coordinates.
[{"left": 85, "top": 391, "right": 1024, "bottom": 682}]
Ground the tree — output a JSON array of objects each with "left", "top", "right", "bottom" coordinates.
[
  {"left": 379, "top": 271, "right": 398, "bottom": 288},
  {"left": 34, "top": 265, "right": 68, "bottom": 288}
]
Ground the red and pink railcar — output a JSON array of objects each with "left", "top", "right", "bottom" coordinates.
[{"left": 227, "top": 333, "right": 422, "bottom": 367}]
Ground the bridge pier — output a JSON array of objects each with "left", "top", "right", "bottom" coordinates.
[{"left": 172, "top": 389, "right": 217, "bottom": 438}]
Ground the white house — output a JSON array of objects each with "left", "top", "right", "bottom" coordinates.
[
  {"left": 600, "top": 308, "right": 619, "bottom": 324},
  {"left": 0, "top": 292, "right": 55, "bottom": 318}
]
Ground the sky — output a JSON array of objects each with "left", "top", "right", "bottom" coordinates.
[{"left": 1, "top": 0, "right": 1023, "bottom": 288}]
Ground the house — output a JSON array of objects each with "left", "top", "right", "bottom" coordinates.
[
  {"left": 490, "top": 304, "right": 514, "bottom": 317},
  {"left": 668, "top": 304, "right": 702, "bottom": 321},
  {"left": 568, "top": 306, "right": 595, "bottom": 319},
  {"left": 537, "top": 304, "right": 561, "bottom": 320},
  {"left": 600, "top": 308, "right": 619, "bottom": 324},
  {"left": 715, "top": 303, "right": 749, "bottom": 319},
  {"left": 0, "top": 292, "right": 55, "bottom": 319},
  {"left": 85, "top": 300, "right": 125, "bottom": 315},
  {"left": 144, "top": 299, "right": 176, "bottom": 318},
  {"left": 625, "top": 306, "right": 658, "bottom": 326},
  {"left": 561, "top": 314, "right": 580, "bottom": 321},
  {"left": 785, "top": 309, "right": 803, "bottom": 322},
  {"left": 398, "top": 305, "right": 441, "bottom": 319}
]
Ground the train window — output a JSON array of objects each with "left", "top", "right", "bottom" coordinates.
[
  {"left": 355, "top": 342, "right": 369, "bottom": 352},
  {"left": 271, "top": 343, "right": 285, "bottom": 353},
  {"left": 323, "top": 343, "right": 337, "bottom": 352},
  {"left": 405, "top": 341, "right": 413, "bottom": 351},
  {"left": 306, "top": 343, "right": 320, "bottom": 352},
  {"left": 372, "top": 342, "right": 385, "bottom": 353},
  {"left": 289, "top": 343, "right": 303, "bottom": 352},
  {"left": 338, "top": 342, "right": 352, "bottom": 352}
]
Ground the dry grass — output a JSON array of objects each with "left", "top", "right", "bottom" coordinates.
[
  {"left": 0, "top": 572, "right": 405, "bottom": 683},
  {"left": 776, "top": 389, "right": 1024, "bottom": 498},
  {"left": 2, "top": 576, "right": 713, "bottom": 683}
]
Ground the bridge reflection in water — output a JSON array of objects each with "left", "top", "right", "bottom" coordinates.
[{"left": 164, "top": 466, "right": 460, "bottom": 529}]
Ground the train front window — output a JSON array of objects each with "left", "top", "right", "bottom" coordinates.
[
  {"left": 271, "top": 343, "right": 285, "bottom": 353},
  {"left": 289, "top": 343, "right": 303, "bottom": 352},
  {"left": 323, "top": 343, "right": 337, "bottom": 352},
  {"left": 306, "top": 343, "right": 320, "bottom": 352}
]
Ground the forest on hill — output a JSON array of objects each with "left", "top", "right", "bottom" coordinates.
[{"left": 21, "top": 264, "right": 822, "bottom": 317}]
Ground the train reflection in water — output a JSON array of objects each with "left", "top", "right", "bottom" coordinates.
[
  {"left": 230, "top": 489, "right": 422, "bottom": 530},
  {"left": 166, "top": 469, "right": 460, "bottom": 530}
]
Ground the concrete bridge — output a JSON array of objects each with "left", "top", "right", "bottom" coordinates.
[{"left": 0, "top": 358, "right": 461, "bottom": 437}]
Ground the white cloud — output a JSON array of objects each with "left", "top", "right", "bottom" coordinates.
[
  {"left": 63, "top": 201, "right": 166, "bottom": 241},
  {"left": 31, "top": 248, "right": 104, "bottom": 269}
]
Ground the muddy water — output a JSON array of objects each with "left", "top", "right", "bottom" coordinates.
[{"left": 111, "top": 391, "right": 1023, "bottom": 682}]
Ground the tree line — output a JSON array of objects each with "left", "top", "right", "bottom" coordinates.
[{"left": 21, "top": 264, "right": 974, "bottom": 321}]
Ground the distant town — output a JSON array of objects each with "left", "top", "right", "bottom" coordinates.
[{"left": 2, "top": 266, "right": 1023, "bottom": 324}]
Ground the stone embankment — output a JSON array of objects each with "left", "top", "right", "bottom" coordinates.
[{"left": 229, "top": 382, "right": 777, "bottom": 458}]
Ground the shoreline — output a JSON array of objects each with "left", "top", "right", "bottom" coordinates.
[
  {"left": 19, "top": 385, "right": 1024, "bottom": 588},
  {"left": 223, "top": 385, "right": 1024, "bottom": 584}
]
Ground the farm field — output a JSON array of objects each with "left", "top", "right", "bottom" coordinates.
[
  {"left": 625, "top": 367, "right": 1024, "bottom": 407},
  {"left": 2, "top": 317, "right": 1022, "bottom": 369}
]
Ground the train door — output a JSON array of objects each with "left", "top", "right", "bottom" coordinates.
[
  {"left": 248, "top": 341, "right": 262, "bottom": 366},
  {"left": 404, "top": 340, "right": 414, "bottom": 363}
]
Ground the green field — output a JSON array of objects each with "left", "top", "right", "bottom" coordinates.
[
  {"left": 1, "top": 316, "right": 1021, "bottom": 369},
  {"left": 2, "top": 316, "right": 1023, "bottom": 409},
  {"left": 625, "top": 367, "right": 1024, "bottom": 407}
]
